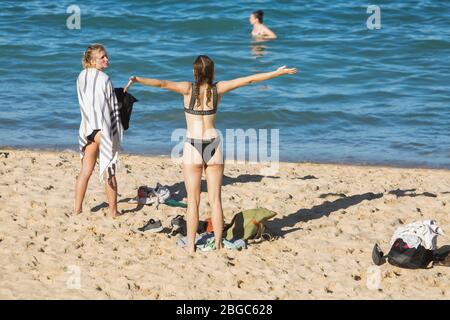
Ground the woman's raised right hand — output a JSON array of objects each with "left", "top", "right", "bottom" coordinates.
[
  {"left": 124, "top": 76, "right": 138, "bottom": 93},
  {"left": 276, "top": 65, "right": 297, "bottom": 75}
]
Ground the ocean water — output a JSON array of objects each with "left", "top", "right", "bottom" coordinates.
[{"left": 0, "top": 0, "right": 449, "bottom": 168}]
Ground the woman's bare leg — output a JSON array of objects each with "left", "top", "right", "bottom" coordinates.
[
  {"left": 205, "top": 163, "right": 224, "bottom": 249},
  {"left": 183, "top": 142, "right": 204, "bottom": 253},
  {"left": 74, "top": 138, "right": 99, "bottom": 214},
  {"left": 184, "top": 163, "right": 203, "bottom": 254},
  {"left": 105, "top": 175, "right": 119, "bottom": 217}
]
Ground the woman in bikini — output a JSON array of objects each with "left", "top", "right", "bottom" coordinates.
[
  {"left": 124, "top": 56, "right": 296, "bottom": 253},
  {"left": 250, "top": 10, "right": 277, "bottom": 40}
]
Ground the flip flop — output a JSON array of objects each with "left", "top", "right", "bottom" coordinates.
[
  {"left": 200, "top": 238, "right": 216, "bottom": 252},
  {"left": 176, "top": 234, "right": 205, "bottom": 248}
]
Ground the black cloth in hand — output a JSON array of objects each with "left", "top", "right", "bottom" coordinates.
[{"left": 114, "top": 87, "right": 138, "bottom": 131}]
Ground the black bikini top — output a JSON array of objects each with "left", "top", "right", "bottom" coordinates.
[{"left": 184, "top": 83, "right": 218, "bottom": 115}]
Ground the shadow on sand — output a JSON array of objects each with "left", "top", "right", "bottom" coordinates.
[
  {"left": 166, "top": 174, "right": 279, "bottom": 201},
  {"left": 266, "top": 192, "right": 384, "bottom": 238},
  {"left": 266, "top": 187, "right": 442, "bottom": 239}
]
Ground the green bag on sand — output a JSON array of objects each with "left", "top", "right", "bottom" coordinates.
[{"left": 224, "top": 208, "right": 277, "bottom": 241}]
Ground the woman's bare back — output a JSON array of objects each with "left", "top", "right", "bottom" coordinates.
[{"left": 184, "top": 83, "right": 221, "bottom": 140}]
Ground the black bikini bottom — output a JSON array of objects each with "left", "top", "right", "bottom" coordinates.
[
  {"left": 186, "top": 137, "right": 221, "bottom": 164},
  {"left": 87, "top": 130, "right": 100, "bottom": 142}
]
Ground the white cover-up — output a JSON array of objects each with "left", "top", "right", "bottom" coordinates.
[{"left": 76, "top": 68, "right": 123, "bottom": 181}]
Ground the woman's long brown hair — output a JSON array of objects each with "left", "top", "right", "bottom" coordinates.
[{"left": 193, "top": 55, "right": 214, "bottom": 109}]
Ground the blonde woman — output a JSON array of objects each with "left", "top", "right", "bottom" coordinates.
[
  {"left": 74, "top": 44, "right": 123, "bottom": 217},
  {"left": 125, "top": 55, "right": 296, "bottom": 253}
]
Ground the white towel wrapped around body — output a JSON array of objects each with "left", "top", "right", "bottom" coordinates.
[{"left": 76, "top": 68, "right": 123, "bottom": 181}]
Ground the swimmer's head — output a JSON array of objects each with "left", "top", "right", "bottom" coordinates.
[
  {"left": 250, "top": 10, "right": 264, "bottom": 24},
  {"left": 193, "top": 55, "right": 214, "bottom": 85},
  {"left": 82, "top": 43, "right": 109, "bottom": 70}
]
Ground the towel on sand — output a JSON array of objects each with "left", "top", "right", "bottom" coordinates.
[{"left": 390, "top": 220, "right": 444, "bottom": 250}]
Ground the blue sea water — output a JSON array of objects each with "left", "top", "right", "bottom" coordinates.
[{"left": 0, "top": 0, "right": 449, "bottom": 168}]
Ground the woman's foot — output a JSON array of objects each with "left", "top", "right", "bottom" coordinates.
[
  {"left": 187, "top": 246, "right": 196, "bottom": 255},
  {"left": 109, "top": 210, "right": 121, "bottom": 218}
]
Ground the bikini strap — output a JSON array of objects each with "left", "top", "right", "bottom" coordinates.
[
  {"left": 212, "top": 83, "right": 218, "bottom": 110},
  {"left": 185, "top": 82, "right": 218, "bottom": 115},
  {"left": 188, "top": 82, "right": 196, "bottom": 110}
]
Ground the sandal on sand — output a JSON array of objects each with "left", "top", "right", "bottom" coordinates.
[
  {"left": 171, "top": 215, "right": 185, "bottom": 228},
  {"left": 200, "top": 238, "right": 247, "bottom": 251},
  {"left": 153, "top": 183, "right": 171, "bottom": 203},
  {"left": 200, "top": 238, "right": 217, "bottom": 252},
  {"left": 128, "top": 185, "right": 166, "bottom": 205},
  {"left": 132, "top": 218, "right": 163, "bottom": 233},
  {"left": 127, "top": 190, "right": 157, "bottom": 205},
  {"left": 128, "top": 196, "right": 157, "bottom": 205},
  {"left": 176, "top": 234, "right": 210, "bottom": 249}
]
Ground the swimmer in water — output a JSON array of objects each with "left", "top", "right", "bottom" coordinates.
[{"left": 250, "top": 10, "right": 277, "bottom": 40}]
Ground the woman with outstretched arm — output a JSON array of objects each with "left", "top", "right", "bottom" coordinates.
[{"left": 125, "top": 56, "right": 296, "bottom": 253}]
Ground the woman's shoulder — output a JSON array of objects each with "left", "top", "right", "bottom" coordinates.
[
  {"left": 96, "top": 69, "right": 110, "bottom": 82},
  {"left": 262, "top": 24, "right": 276, "bottom": 36},
  {"left": 77, "top": 68, "right": 86, "bottom": 79}
]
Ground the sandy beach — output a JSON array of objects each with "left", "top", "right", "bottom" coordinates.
[{"left": 0, "top": 148, "right": 449, "bottom": 299}]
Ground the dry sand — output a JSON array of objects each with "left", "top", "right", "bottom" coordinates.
[{"left": 0, "top": 148, "right": 449, "bottom": 299}]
